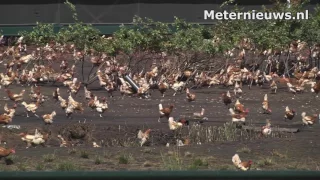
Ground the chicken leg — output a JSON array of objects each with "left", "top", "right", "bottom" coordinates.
[
  {"left": 99, "top": 114, "right": 103, "bottom": 118},
  {"left": 158, "top": 117, "right": 161, "bottom": 123},
  {"left": 26, "top": 111, "right": 29, "bottom": 118}
]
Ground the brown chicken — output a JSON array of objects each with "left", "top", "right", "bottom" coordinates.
[
  {"left": 186, "top": 88, "right": 196, "bottom": 102},
  {"left": 270, "top": 80, "right": 277, "bottom": 94},
  {"left": 311, "top": 81, "right": 320, "bottom": 97},
  {"left": 87, "top": 95, "right": 97, "bottom": 111},
  {"left": 301, "top": 112, "right": 317, "bottom": 126},
  {"left": 5, "top": 89, "right": 25, "bottom": 102},
  {"left": 261, "top": 94, "right": 272, "bottom": 114},
  {"left": 0, "top": 106, "right": 16, "bottom": 125},
  {"left": 137, "top": 129, "right": 151, "bottom": 146},
  {"left": 222, "top": 91, "right": 232, "bottom": 107},
  {"left": 232, "top": 154, "right": 252, "bottom": 171},
  {"left": 234, "top": 99, "right": 249, "bottom": 114},
  {"left": 158, "top": 82, "right": 168, "bottom": 97},
  {"left": 158, "top": 104, "right": 174, "bottom": 122},
  {"left": 284, "top": 106, "right": 295, "bottom": 121},
  {"left": 0, "top": 147, "right": 15, "bottom": 159},
  {"left": 229, "top": 108, "right": 247, "bottom": 123},
  {"left": 52, "top": 88, "right": 60, "bottom": 101}
]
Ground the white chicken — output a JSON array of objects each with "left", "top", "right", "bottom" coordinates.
[
  {"left": 58, "top": 95, "right": 68, "bottom": 110},
  {"left": 21, "top": 100, "right": 40, "bottom": 117},
  {"left": 232, "top": 154, "right": 252, "bottom": 171},
  {"left": 168, "top": 117, "right": 183, "bottom": 130},
  {"left": 261, "top": 119, "right": 272, "bottom": 136},
  {"left": 301, "top": 112, "right": 317, "bottom": 126},
  {"left": 94, "top": 97, "right": 108, "bottom": 117},
  {"left": 234, "top": 81, "right": 242, "bottom": 97},
  {"left": 84, "top": 85, "right": 93, "bottom": 100},
  {"left": 19, "top": 129, "right": 47, "bottom": 148},
  {"left": 137, "top": 129, "right": 151, "bottom": 147},
  {"left": 171, "top": 81, "right": 185, "bottom": 96},
  {"left": 229, "top": 108, "right": 246, "bottom": 123}
]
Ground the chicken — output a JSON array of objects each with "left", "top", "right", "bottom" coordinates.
[
  {"left": 234, "top": 99, "right": 248, "bottom": 114},
  {"left": 65, "top": 102, "right": 75, "bottom": 118},
  {"left": 52, "top": 88, "right": 60, "bottom": 102},
  {"left": 301, "top": 112, "right": 317, "bottom": 126},
  {"left": 286, "top": 82, "right": 297, "bottom": 98},
  {"left": 68, "top": 94, "right": 84, "bottom": 113},
  {"left": 232, "top": 154, "right": 252, "bottom": 171},
  {"left": 229, "top": 108, "right": 246, "bottom": 123},
  {"left": 3, "top": 103, "right": 10, "bottom": 114},
  {"left": 95, "top": 97, "right": 108, "bottom": 117},
  {"left": 87, "top": 95, "right": 97, "bottom": 111},
  {"left": 168, "top": 117, "right": 185, "bottom": 130},
  {"left": 137, "top": 129, "right": 151, "bottom": 146},
  {"left": 29, "top": 86, "right": 41, "bottom": 101},
  {"left": 171, "top": 81, "right": 185, "bottom": 96},
  {"left": 270, "top": 80, "right": 277, "bottom": 94},
  {"left": 222, "top": 91, "right": 232, "bottom": 107},
  {"left": 261, "top": 119, "right": 272, "bottom": 136},
  {"left": 42, "top": 111, "right": 56, "bottom": 125},
  {"left": 93, "top": 142, "right": 101, "bottom": 148},
  {"left": 261, "top": 94, "right": 272, "bottom": 114},
  {"left": 234, "top": 81, "right": 242, "bottom": 97},
  {"left": 158, "top": 82, "right": 168, "bottom": 97},
  {"left": 68, "top": 81, "right": 81, "bottom": 95},
  {"left": 158, "top": 104, "right": 174, "bottom": 122},
  {"left": 0, "top": 147, "right": 15, "bottom": 159},
  {"left": 84, "top": 85, "right": 93, "bottom": 100},
  {"left": 184, "top": 88, "right": 196, "bottom": 102},
  {"left": 58, "top": 95, "right": 68, "bottom": 110},
  {"left": 311, "top": 81, "right": 320, "bottom": 97},
  {"left": 193, "top": 108, "right": 205, "bottom": 119},
  {"left": 19, "top": 129, "right": 49, "bottom": 148},
  {"left": 5, "top": 89, "right": 25, "bottom": 102},
  {"left": 57, "top": 135, "right": 72, "bottom": 147},
  {"left": 176, "top": 137, "right": 190, "bottom": 147},
  {"left": 284, "top": 106, "right": 295, "bottom": 121},
  {"left": 21, "top": 100, "right": 40, "bottom": 117},
  {"left": 0, "top": 104, "right": 16, "bottom": 125}
]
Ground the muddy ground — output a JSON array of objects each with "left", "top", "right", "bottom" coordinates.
[{"left": 0, "top": 59, "right": 319, "bottom": 171}]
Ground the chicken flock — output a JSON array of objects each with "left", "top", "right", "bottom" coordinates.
[{"left": 0, "top": 39, "right": 318, "bottom": 169}]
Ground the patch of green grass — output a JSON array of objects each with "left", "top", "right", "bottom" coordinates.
[
  {"left": 161, "top": 149, "right": 185, "bottom": 170},
  {"left": 68, "top": 148, "right": 77, "bottom": 155},
  {"left": 35, "top": 163, "right": 45, "bottom": 171},
  {"left": 143, "top": 161, "right": 153, "bottom": 167},
  {"left": 142, "top": 148, "right": 152, "bottom": 154},
  {"left": 271, "top": 149, "right": 287, "bottom": 159},
  {"left": 188, "top": 158, "right": 209, "bottom": 170},
  {"left": 237, "top": 146, "right": 251, "bottom": 154},
  {"left": 184, "top": 151, "right": 193, "bottom": 158},
  {"left": 16, "top": 162, "right": 28, "bottom": 171},
  {"left": 118, "top": 153, "right": 133, "bottom": 164},
  {"left": 257, "top": 157, "right": 274, "bottom": 167},
  {"left": 43, "top": 153, "right": 56, "bottom": 162},
  {"left": 216, "top": 164, "right": 236, "bottom": 170},
  {"left": 80, "top": 150, "right": 89, "bottom": 159},
  {"left": 55, "top": 161, "right": 78, "bottom": 171},
  {"left": 94, "top": 156, "right": 103, "bottom": 165},
  {"left": 103, "top": 151, "right": 112, "bottom": 158},
  {"left": 5, "top": 155, "right": 16, "bottom": 165}
]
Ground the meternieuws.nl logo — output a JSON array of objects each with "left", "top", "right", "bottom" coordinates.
[{"left": 204, "top": 10, "right": 309, "bottom": 20}]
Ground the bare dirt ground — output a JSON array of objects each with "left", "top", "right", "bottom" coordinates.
[{"left": 0, "top": 61, "right": 319, "bottom": 171}]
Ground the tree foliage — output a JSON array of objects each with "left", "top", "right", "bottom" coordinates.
[{"left": 19, "top": 0, "right": 320, "bottom": 61}]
